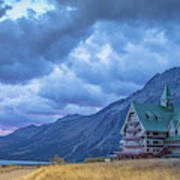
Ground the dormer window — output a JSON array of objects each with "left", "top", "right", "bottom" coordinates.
[
  {"left": 177, "top": 121, "right": 180, "bottom": 136},
  {"left": 154, "top": 112, "right": 161, "bottom": 121},
  {"left": 175, "top": 129, "right": 178, "bottom": 135},
  {"left": 145, "top": 111, "right": 154, "bottom": 120},
  {"left": 169, "top": 122, "right": 175, "bottom": 136}
]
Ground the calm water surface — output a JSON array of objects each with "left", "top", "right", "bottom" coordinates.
[{"left": 0, "top": 160, "right": 50, "bottom": 165}]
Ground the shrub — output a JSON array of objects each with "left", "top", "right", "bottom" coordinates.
[
  {"left": 54, "top": 155, "right": 65, "bottom": 165},
  {"left": 84, "top": 157, "right": 105, "bottom": 163}
]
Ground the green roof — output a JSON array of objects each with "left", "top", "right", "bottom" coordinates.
[
  {"left": 133, "top": 102, "right": 173, "bottom": 132},
  {"left": 127, "top": 84, "right": 180, "bottom": 132},
  {"left": 145, "top": 111, "right": 154, "bottom": 119}
]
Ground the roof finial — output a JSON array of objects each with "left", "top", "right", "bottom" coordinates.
[{"left": 160, "top": 83, "right": 174, "bottom": 111}]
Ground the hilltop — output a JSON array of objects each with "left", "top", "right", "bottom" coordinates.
[{"left": 1, "top": 67, "right": 180, "bottom": 162}]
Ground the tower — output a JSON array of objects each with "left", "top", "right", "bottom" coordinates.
[{"left": 160, "top": 83, "right": 174, "bottom": 111}]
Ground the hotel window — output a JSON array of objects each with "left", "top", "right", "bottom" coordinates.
[
  {"left": 154, "top": 113, "right": 161, "bottom": 121},
  {"left": 176, "top": 130, "right": 178, "bottom": 135},
  {"left": 145, "top": 111, "right": 154, "bottom": 120},
  {"left": 169, "top": 123, "right": 175, "bottom": 136},
  {"left": 153, "top": 141, "right": 158, "bottom": 144},
  {"left": 177, "top": 122, "right": 180, "bottom": 135}
]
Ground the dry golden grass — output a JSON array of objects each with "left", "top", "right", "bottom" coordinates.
[
  {"left": 0, "top": 168, "right": 35, "bottom": 180},
  {"left": 21, "top": 159, "right": 180, "bottom": 180},
  {"left": 0, "top": 165, "right": 38, "bottom": 180},
  {"left": 0, "top": 165, "right": 20, "bottom": 174}
]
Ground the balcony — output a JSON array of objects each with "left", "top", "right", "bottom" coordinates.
[
  {"left": 126, "top": 121, "right": 139, "bottom": 126},
  {"left": 123, "top": 136, "right": 144, "bottom": 141},
  {"left": 165, "top": 140, "right": 180, "bottom": 144},
  {"left": 147, "top": 136, "right": 165, "bottom": 140},
  {"left": 128, "top": 117, "right": 138, "bottom": 122},
  {"left": 124, "top": 145, "right": 145, "bottom": 149},
  {"left": 126, "top": 128, "right": 141, "bottom": 133},
  {"left": 166, "top": 145, "right": 180, "bottom": 149}
]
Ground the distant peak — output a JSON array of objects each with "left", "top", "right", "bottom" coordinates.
[
  {"left": 27, "top": 124, "right": 37, "bottom": 128},
  {"left": 65, "top": 114, "right": 82, "bottom": 118},
  {"left": 57, "top": 113, "right": 83, "bottom": 122},
  {"left": 164, "top": 66, "right": 180, "bottom": 73}
]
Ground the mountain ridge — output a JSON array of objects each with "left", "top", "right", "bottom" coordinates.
[{"left": 1, "top": 67, "right": 180, "bottom": 162}]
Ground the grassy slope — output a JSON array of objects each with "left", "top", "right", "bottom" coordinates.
[
  {"left": 0, "top": 165, "right": 20, "bottom": 174},
  {"left": 0, "top": 169, "right": 35, "bottom": 180},
  {"left": 21, "top": 159, "right": 180, "bottom": 180}
]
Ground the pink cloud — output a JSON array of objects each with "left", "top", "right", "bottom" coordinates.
[
  {"left": 0, "top": 128, "right": 13, "bottom": 136},
  {"left": 0, "top": 124, "right": 18, "bottom": 136},
  {"left": 27, "top": 112, "right": 66, "bottom": 117},
  {"left": 0, "top": 124, "right": 19, "bottom": 130},
  {"left": 60, "top": 99, "right": 102, "bottom": 108}
]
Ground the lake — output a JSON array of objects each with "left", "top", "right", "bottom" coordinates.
[{"left": 0, "top": 160, "right": 50, "bottom": 165}]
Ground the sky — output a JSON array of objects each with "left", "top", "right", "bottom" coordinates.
[{"left": 0, "top": 0, "right": 180, "bottom": 135}]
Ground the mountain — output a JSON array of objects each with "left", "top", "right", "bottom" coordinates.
[{"left": 1, "top": 67, "right": 180, "bottom": 162}]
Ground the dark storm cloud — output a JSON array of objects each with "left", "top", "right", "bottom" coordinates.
[
  {"left": 0, "top": 16, "right": 53, "bottom": 84},
  {"left": 55, "top": 0, "right": 180, "bottom": 22},
  {"left": 0, "top": 0, "right": 179, "bottom": 84},
  {"left": 0, "top": 7, "right": 92, "bottom": 84}
]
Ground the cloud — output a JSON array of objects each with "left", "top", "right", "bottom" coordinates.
[
  {"left": 0, "top": 1, "right": 11, "bottom": 18},
  {"left": 54, "top": 0, "right": 180, "bottom": 23},
  {"left": 64, "top": 21, "right": 180, "bottom": 97},
  {"left": 0, "top": 15, "right": 53, "bottom": 84},
  {"left": 0, "top": 1, "right": 92, "bottom": 84},
  {"left": 1, "top": 0, "right": 180, "bottom": 84},
  {"left": 0, "top": 81, "right": 58, "bottom": 129},
  {"left": 0, "top": 128, "right": 14, "bottom": 136},
  {"left": 1, "top": 0, "right": 180, "bottom": 134},
  {"left": 0, "top": 65, "right": 120, "bottom": 132},
  {"left": 39, "top": 66, "right": 120, "bottom": 109}
]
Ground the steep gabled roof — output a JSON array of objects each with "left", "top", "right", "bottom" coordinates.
[
  {"left": 161, "top": 83, "right": 172, "bottom": 101},
  {"left": 133, "top": 102, "right": 173, "bottom": 132},
  {"left": 120, "top": 103, "right": 146, "bottom": 134}
]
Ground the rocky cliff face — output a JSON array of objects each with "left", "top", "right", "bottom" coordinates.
[{"left": 1, "top": 67, "right": 180, "bottom": 162}]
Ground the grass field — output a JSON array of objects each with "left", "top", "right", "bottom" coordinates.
[
  {"left": 0, "top": 168, "right": 35, "bottom": 180},
  {"left": 0, "top": 165, "right": 36, "bottom": 180},
  {"left": 0, "top": 165, "right": 20, "bottom": 173},
  {"left": 21, "top": 159, "right": 180, "bottom": 180}
]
